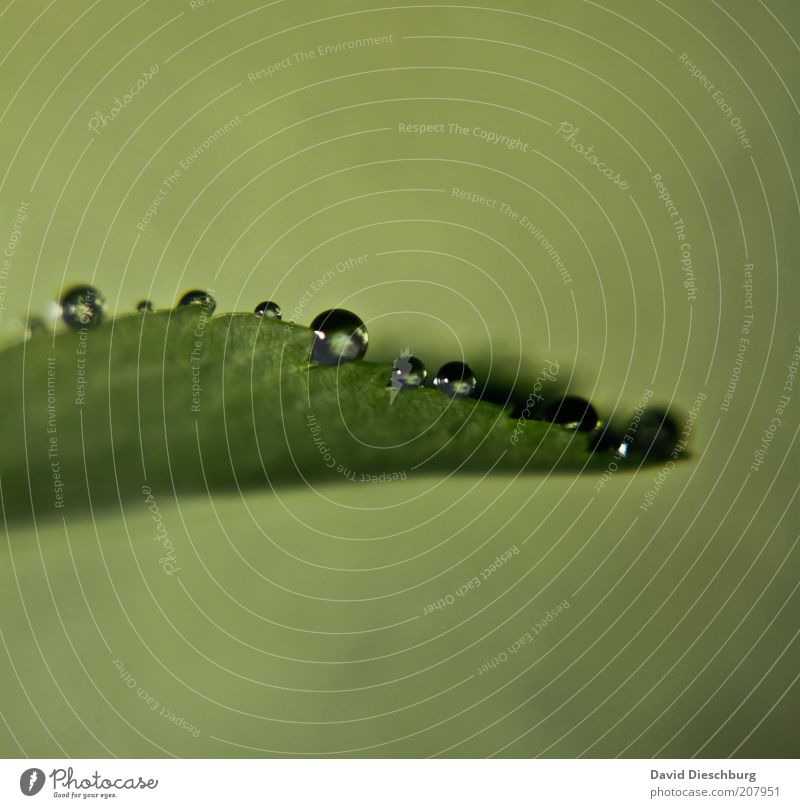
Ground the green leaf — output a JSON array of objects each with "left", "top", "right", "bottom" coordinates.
[{"left": 0, "top": 308, "right": 655, "bottom": 521}]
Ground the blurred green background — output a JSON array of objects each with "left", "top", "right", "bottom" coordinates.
[{"left": 0, "top": 0, "right": 798, "bottom": 757}]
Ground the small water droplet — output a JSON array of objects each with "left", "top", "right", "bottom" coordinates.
[
  {"left": 543, "top": 396, "right": 599, "bottom": 432},
  {"left": 136, "top": 300, "right": 154, "bottom": 313},
  {"left": 309, "top": 309, "right": 368, "bottom": 365},
  {"left": 60, "top": 285, "right": 105, "bottom": 330},
  {"left": 254, "top": 300, "right": 282, "bottom": 319},
  {"left": 24, "top": 317, "right": 46, "bottom": 339},
  {"left": 177, "top": 289, "right": 216, "bottom": 313},
  {"left": 433, "top": 361, "right": 477, "bottom": 398},
  {"left": 390, "top": 354, "right": 426, "bottom": 389}
]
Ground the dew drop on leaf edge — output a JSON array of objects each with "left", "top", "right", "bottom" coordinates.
[
  {"left": 24, "top": 316, "right": 46, "bottom": 339},
  {"left": 60, "top": 285, "right": 105, "bottom": 330},
  {"left": 254, "top": 300, "right": 282, "bottom": 319},
  {"left": 543, "top": 395, "right": 599, "bottom": 432},
  {"left": 177, "top": 289, "right": 216, "bottom": 313},
  {"left": 390, "top": 354, "right": 426, "bottom": 389},
  {"left": 309, "top": 308, "right": 368, "bottom": 365},
  {"left": 433, "top": 361, "right": 477, "bottom": 398}
]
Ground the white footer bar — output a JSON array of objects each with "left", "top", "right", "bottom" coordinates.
[{"left": 1, "top": 759, "right": 796, "bottom": 807}]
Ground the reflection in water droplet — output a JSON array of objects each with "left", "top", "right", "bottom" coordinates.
[
  {"left": 433, "top": 361, "right": 477, "bottom": 398},
  {"left": 60, "top": 285, "right": 105, "bottom": 330},
  {"left": 309, "top": 309, "right": 368, "bottom": 365},
  {"left": 254, "top": 300, "right": 282, "bottom": 319},
  {"left": 543, "top": 396, "right": 599, "bottom": 432},
  {"left": 177, "top": 289, "right": 216, "bottom": 313},
  {"left": 136, "top": 300, "right": 154, "bottom": 313}
]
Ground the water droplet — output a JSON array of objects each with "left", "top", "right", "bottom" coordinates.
[
  {"left": 177, "top": 289, "right": 216, "bottom": 313},
  {"left": 543, "top": 396, "right": 599, "bottom": 432},
  {"left": 24, "top": 317, "right": 46, "bottom": 339},
  {"left": 254, "top": 300, "right": 282, "bottom": 319},
  {"left": 590, "top": 408, "right": 679, "bottom": 459},
  {"left": 631, "top": 409, "right": 680, "bottom": 457},
  {"left": 433, "top": 361, "right": 477, "bottom": 398},
  {"left": 390, "top": 354, "right": 426, "bottom": 389},
  {"left": 60, "top": 285, "right": 105, "bottom": 330},
  {"left": 309, "top": 309, "right": 368, "bottom": 365},
  {"left": 136, "top": 300, "right": 154, "bottom": 313},
  {"left": 589, "top": 424, "right": 625, "bottom": 455}
]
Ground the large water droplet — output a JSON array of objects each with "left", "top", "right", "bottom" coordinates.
[
  {"left": 60, "top": 285, "right": 105, "bottom": 330},
  {"left": 177, "top": 289, "right": 216, "bottom": 313},
  {"left": 433, "top": 361, "right": 477, "bottom": 398},
  {"left": 390, "top": 354, "right": 426, "bottom": 389},
  {"left": 136, "top": 299, "right": 154, "bottom": 313},
  {"left": 254, "top": 300, "right": 282, "bottom": 319},
  {"left": 309, "top": 309, "right": 368, "bottom": 365},
  {"left": 543, "top": 396, "right": 599, "bottom": 432}
]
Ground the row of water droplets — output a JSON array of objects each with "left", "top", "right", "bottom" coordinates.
[
  {"left": 53, "top": 285, "right": 474, "bottom": 397},
  {"left": 50, "top": 284, "right": 679, "bottom": 457},
  {"left": 300, "top": 301, "right": 681, "bottom": 457}
]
